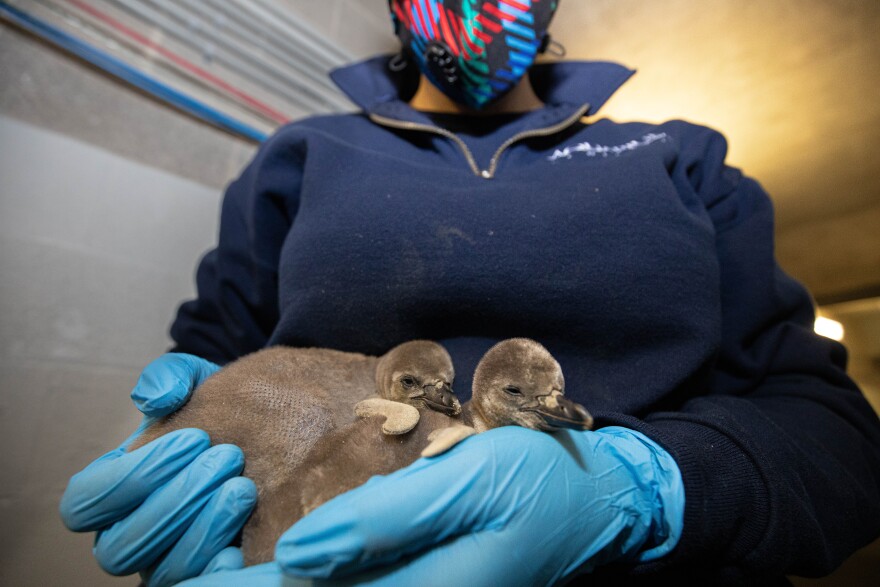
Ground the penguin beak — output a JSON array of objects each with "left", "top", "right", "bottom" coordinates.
[
  {"left": 525, "top": 392, "right": 593, "bottom": 431},
  {"left": 411, "top": 382, "right": 461, "bottom": 416}
]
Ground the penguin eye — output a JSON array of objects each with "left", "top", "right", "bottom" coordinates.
[
  {"left": 504, "top": 386, "right": 522, "bottom": 396},
  {"left": 400, "top": 376, "right": 417, "bottom": 388}
]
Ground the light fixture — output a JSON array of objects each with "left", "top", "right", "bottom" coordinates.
[{"left": 814, "top": 316, "right": 844, "bottom": 341}]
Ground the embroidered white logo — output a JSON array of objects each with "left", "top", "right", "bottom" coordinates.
[{"left": 548, "top": 132, "right": 669, "bottom": 162}]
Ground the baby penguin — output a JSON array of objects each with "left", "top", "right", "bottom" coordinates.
[
  {"left": 244, "top": 338, "right": 592, "bottom": 564},
  {"left": 127, "top": 340, "right": 459, "bottom": 505},
  {"left": 422, "top": 337, "right": 594, "bottom": 455},
  {"left": 357, "top": 339, "right": 461, "bottom": 434},
  {"left": 247, "top": 379, "right": 464, "bottom": 562},
  {"left": 471, "top": 338, "right": 593, "bottom": 431}
]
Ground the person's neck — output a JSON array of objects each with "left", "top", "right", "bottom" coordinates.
[{"left": 409, "top": 74, "right": 544, "bottom": 115}]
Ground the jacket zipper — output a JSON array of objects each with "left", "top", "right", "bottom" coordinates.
[{"left": 368, "top": 103, "right": 591, "bottom": 180}]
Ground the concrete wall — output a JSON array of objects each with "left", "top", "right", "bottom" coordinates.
[
  {"left": 0, "top": 114, "right": 222, "bottom": 586},
  {"left": 0, "top": 2, "right": 392, "bottom": 585}
]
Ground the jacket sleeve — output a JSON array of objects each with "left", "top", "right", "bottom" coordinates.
[
  {"left": 622, "top": 126, "right": 880, "bottom": 580},
  {"left": 169, "top": 127, "right": 306, "bottom": 365}
]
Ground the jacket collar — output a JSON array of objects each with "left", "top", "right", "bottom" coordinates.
[{"left": 329, "top": 54, "right": 635, "bottom": 125}]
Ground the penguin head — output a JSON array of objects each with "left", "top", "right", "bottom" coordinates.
[
  {"left": 472, "top": 339, "right": 593, "bottom": 432},
  {"left": 376, "top": 340, "right": 460, "bottom": 416}
]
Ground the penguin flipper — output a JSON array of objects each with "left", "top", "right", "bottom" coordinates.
[
  {"left": 421, "top": 425, "right": 477, "bottom": 457},
  {"left": 355, "top": 397, "right": 420, "bottom": 435}
]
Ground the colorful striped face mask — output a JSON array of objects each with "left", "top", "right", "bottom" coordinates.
[{"left": 389, "top": 0, "right": 560, "bottom": 110}]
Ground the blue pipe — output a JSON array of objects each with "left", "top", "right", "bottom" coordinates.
[{"left": 0, "top": 0, "right": 268, "bottom": 142}]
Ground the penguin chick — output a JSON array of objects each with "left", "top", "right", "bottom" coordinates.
[
  {"left": 423, "top": 337, "right": 593, "bottom": 455},
  {"left": 245, "top": 339, "right": 592, "bottom": 564},
  {"left": 244, "top": 407, "right": 457, "bottom": 563},
  {"left": 470, "top": 337, "right": 593, "bottom": 433},
  {"left": 376, "top": 339, "right": 460, "bottom": 416},
  {"left": 127, "top": 340, "right": 458, "bottom": 494},
  {"left": 363, "top": 340, "right": 460, "bottom": 435}
]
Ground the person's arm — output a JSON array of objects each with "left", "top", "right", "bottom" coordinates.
[
  {"left": 613, "top": 124, "right": 880, "bottom": 579},
  {"left": 170, "top": 126, "right": 306, "bottom": 364}
]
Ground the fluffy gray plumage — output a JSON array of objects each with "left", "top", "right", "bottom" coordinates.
[
  {"left": 247, "top": 338, "right": 593, "bottom": 563},
  {"left": 127, "top": 341, "right": 458, "bottom": 560},
  {"left": 129, "top": 338, "right": 592, "bottom": 565}
]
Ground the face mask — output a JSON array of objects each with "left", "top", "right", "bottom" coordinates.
[{"left": 389, "top": 0, "right": 560, "bottom": 110}]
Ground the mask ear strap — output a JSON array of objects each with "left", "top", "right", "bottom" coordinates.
[
  {"left": 539, "top": 34, "right": 567, "bottom": 58},
  {"left": 388, "top": 52, "right": 409, "bottom": 72}
]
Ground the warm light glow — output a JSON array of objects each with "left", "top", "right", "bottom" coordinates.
[
  {"left": 548, "top": 1, "right": 879, "bottom": 230},
  {"left": 814, "top": 316, "right": 844, "bottom": 341}
]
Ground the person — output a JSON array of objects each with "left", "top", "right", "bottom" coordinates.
[{"left": 60, "top": 2, "right": 880, "bottom": 586}]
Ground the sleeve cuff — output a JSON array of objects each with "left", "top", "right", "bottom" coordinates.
[{"left": 594, "top": 410, "right": 770, "bottom": 566}]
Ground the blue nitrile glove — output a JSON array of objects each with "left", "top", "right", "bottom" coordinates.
[
  {"left": 177, "top": 562, "right": 290, "bottom": 587},
  {"left": 176, "top": 426, "right": 684, "bottom": 587},
  {"left": 283, "top": 425, "right": 683, "bottom": 585},
  {"left": 59, "top": 353, "right": 258, "bottom": 587}
]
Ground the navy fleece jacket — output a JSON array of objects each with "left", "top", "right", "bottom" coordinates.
[{"left": 170, "top": 56, "right": 880, "bottom": 584}]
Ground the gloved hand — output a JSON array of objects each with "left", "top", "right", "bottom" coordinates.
[
  {"left": 176, "top": 425, "right": 684, "bottom": 586},
  {"left": 59, "top": 353, "right": 258, "bottom": 587}
]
